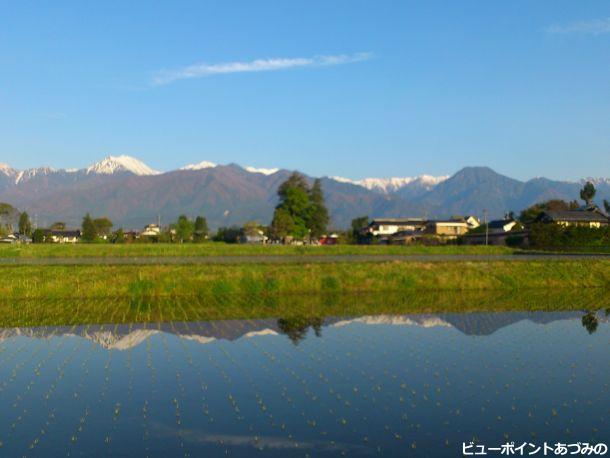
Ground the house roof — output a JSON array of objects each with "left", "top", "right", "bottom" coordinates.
[
  {"left": 427, "top": 219, "right": 468, "bottom": 225},
  {"left": 51, "top": 230, "right": 82, "bottom": 237},
  {"left": 488, "top": 219, "right": 515, "bottom": 229},
  {"left": 542, "top": 210, "right": 608, "bottom": 223},
  {"left": 370, "top": 218, "right": 426, "bottom": 225}
]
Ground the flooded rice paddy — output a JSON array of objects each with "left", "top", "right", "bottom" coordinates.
[{"left": 0, "top": 299, "right": 608, "bottom": 456}]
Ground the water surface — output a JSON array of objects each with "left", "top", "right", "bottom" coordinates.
[{"left": 0, "top": 308, "right": 608, "bottom": 456}]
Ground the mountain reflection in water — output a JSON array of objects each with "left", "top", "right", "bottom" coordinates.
[
  {"left": 0, "top": 310, "right": 608, "bottom": 457},
  {"left": 1, "top": 311, "right": 605, "bottom": 349}
]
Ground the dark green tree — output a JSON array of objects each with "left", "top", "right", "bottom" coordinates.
[
  {"left": 174, "top": 215, "right": 194, "bottom": 243},
  {"left": 270, "top": 208, "right": 296, "bottom": 240},
  {"left": 604, "top": 200, "right": 610, "bottom": 215},
  {"left": 519, "top": 200, "right": 580, "bottom": 225},
  {"left": 18, "top": 212, "right": 32, "bottom": 236},
  {"left": 270, "top": 173, "right": 334, "bottom": 241},
  {"left": 193, "top": 216, "right": 209, "bottom": 242},
  {"left": 350, "top": 215, "right": 369, "bottom": 244},
  {"left": 113, "top": 228, "right": 125, "bottom": 244},
  {"left": 308, "top": 179, "right": 329, "bottom": 238},
  {"left": 278, "top": 173, "right": 310, "bottom": 237},
  {"left": 580, "top": 181, "right": 596, "bottom": 207},
  {"left": 0, "top": 203, "right": 17, "bottom": 234},
  {"left": 213, "top": 226, "right": 242, "bottom": 243},
  {"left": 32, "top": 228, "right": 48, "bottom": 243},
  {"left": 93, "top": 217, "right": 113, "bottom": 238},
  {"left": 81, "top": 213, "right": 97, "bottom": 242},
  {"left": 582, "top": 312, "right": 599, "bottom": 335}
]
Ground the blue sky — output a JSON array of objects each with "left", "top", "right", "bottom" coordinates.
[{"left": 1, "top": 0, "right": 610, "bottom": 180}]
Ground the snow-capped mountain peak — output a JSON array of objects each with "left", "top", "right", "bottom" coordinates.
[
  {"left": 331, "top": 174, "right": 449, "bottom": 193},
  {"left": 0, "top": 163, "right": 18, "bottom": 177},
  {"left": 581, "top": 177, "right": 610, "bottom": 186},
  {"left": 15, "top": 167, "right": 57, "bottom": 184},
  {"left": 86, "top": 155, "right": 160, "bottom": 176},
  {"left": 245, "top": 166, "right": 279, "bottom": 175},
  {"left": 180, "top": 161, "right": 217, "bottom": 171}
]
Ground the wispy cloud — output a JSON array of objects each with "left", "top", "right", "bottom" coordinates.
[
  {"left": 152, "top": 52, "right": 373, "bottom": 86},
  {"left": 547, "top": 17, "right": 610, "bottom": 35}
]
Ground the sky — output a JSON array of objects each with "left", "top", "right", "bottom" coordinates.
[{"left": 1, "top": 0, "right": 610, "bottom": 181}]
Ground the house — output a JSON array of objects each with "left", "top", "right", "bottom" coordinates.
[
  {"left": 141, "top": 223, "right": 161, "bottom": 237},
  {"left": 425, "top": 219, "right": 470, "bottom": 239},
  {"left": 539, "top": 209, "right": 609, "bottom": 228},
  {"left": 0, "top": 233, "right": 17, "bottom": 244},
  {"left": 388, "top": 230, "right": 424, "bottom": 245},
  {"left": 465, "top": 215, "right": 481, "bottom": 229},
  {"left": 364, "top": 218, "right": 427, "bottom": 236},
  {"left": 488, "top": 218, "right": 518, "bottom": 233},
  {"left": 240, "top": 230, "right": 268, "bottom": 244},
  {"left": 50, "top": 230, "right": 81, "bottom": 243},
  {"left": 319, "top": 234, "right": 339, "bottom": 245},
  {"left": 15, "top": 234, "right": 32, "bottom": 244}
]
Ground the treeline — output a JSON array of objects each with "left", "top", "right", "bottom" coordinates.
[{"left": 529, "top": 223, "right": 610, "bottom": 249}]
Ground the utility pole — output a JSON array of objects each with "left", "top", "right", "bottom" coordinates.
[{"left": 483, "top": 209, "right": 489, "bottom": 246}]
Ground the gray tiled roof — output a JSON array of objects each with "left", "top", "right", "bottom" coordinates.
[{"left": 543, "top": 210, "right": 608, "bottom": 223}]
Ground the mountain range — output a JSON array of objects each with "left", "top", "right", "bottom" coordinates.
[{"left": 0, "top": 155, "right": 608, "bottom": 229}]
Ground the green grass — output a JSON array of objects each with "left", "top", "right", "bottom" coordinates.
[
  {"left": 0, "top": 259, "right": 608, "bottom": 300},
  {"left": 0, "top": 242, "right": 515, "bottom": 258}
]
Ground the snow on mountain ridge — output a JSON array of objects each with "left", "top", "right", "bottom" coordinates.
[
  {"left": 331, "top": 175, "right": 449, "bottom": 193},
  {"left": 180, "top": 161, "right": 217, "bottom": 171},
  {"left": 245, "top": 166, "right": 279, "bottom": 175},
  {"left": 15, "top": 167, "right": 57, "bottom": 184},
  {"left": 581, "top": 177, "right": 610, "bottom": 186},
  {"left": 86, "top": 155, "right": 160, "bottom": 176},
  {"left": 0, "top": 163, "right": 18, "bottom": 177}
]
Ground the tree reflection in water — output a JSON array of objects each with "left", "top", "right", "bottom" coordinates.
[
  {"left": 277, "top": 316, "right": 324, "bottom": 344},
  {"left": 582, "top": 312, "right": 599, "bottom": 334}
]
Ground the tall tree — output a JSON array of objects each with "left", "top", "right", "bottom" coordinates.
[
  {"left": 113, "top": 228, "right": 126, "bottom": 244},
  {"left": 271, "top": 172, "right": 319, "bottom": 239},
  {"left": 93, "top": 217, "right": 113, "bottom": 238},
  {"left": 81, "top": 213, "right": 97, "bottom": 242},
  {"left": 270, "top": 208, "right": 295, "bottom": 240},
  {"left": 174, "top": 215, "right": 194, "bottom": 243},
  {"left": 308, "top": 179, "right": 329, "bottom": 238},
  {"left": 350, "top": 215, "right": 369, "bottom": 243},
  {"left": 32, "top": 228, "right": 47, "bottom": 243},
  {"left": 193, "top": 216, "right": 209, "bottom": 242},
  {"left": 18, "top": 212, "right": 32, "bottom": 236},
  {"left": 604, "top": 200, "right": 610, "bottom": 215},
  {"left": 580, "top": 181, "right": 596, "bottom": 207},
  {"left": 0, "top": 203, "right": 17, "bottom": 233}
]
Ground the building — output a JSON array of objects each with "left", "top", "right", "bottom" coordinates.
[
  {"left": 364, "top": 218, "right": 427, "bottom": 236},
  {"left": 488, "top": 218, "right": 518, "bottom": 233},
  {"left": 50, "top": 230, "right": 81, "bottom": 243},
  {"left": 465, "top": 215, "right": 481, "bottom": 230},
  {"left": 539, "top": 209, "right": 609, "bottom": 228},
  {"left": 240, "top": 231, "right": 268, "bottom": 244},
  {"left": 388, "top": 230, "right": 424, "bottom": 245},
  {"left": 141, "top": 224, "right": 161, "bottom": 237},
  {"left": 0, "top": 234, "right": 17, "bottom": 244},
  {"left": 425, "top": 219, "right": 470, "bottom": 238},
  {"left": 319, "top": 234, "right": 339, "bottom": 245}
]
